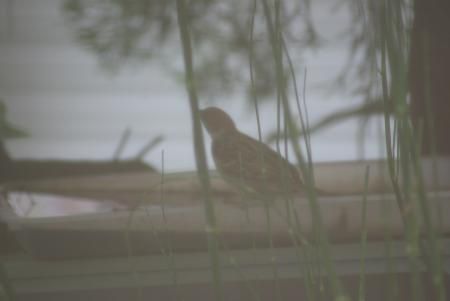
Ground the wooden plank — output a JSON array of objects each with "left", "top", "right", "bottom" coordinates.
[
  {"left": 1, "top": 158, "right": 449, "bottom": 258},
  {"left": 3, "top": 171, "right": 233, "bottom": 206},
  {"left": 4, "top": 158, "right": 450, "bottom": 206},
  {"left": 1, "top": 191, "right": 449, "bottom": 258}
]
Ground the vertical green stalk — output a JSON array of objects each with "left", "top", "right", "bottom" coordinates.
[
  {"left": 247, "top": 3, "right": 281, "bottom": 298},
  {"left": 284, "top": 31, "right": 324, "bottom": 300},
  {"left": 159, "top": 150, "right": 181, "bottom": 300},
  {"left": 247, "top": 3, "right": 318, "bottom": 300},
  {"left": 358, "top": 166, "right": 370, "bottom": 301},
  {"left": 379, "top": 18, "right": 406, "bottom": 223},
  {"left": 375, "top": 0, "right": 448, "bottom": 299},
  {"left": 379, "top": 3, "right": 422, "bottom": 299},
  {"left": 382, "top": 197, "right": 398, "bottom": 301},
  {"left": 261, "top": 0, "right": 345, "bottom": 299},
  {"left": 175, "top": 1, "right": 222, "bottom": 300},
  {"left": 248, "top": 0, "right": 263, "bottom": 144}
]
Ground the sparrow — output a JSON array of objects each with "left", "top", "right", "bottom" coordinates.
[{"left": 200, "top": 107, "right": 304, "bottom": 201}]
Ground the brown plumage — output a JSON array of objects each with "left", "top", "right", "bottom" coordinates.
[{"left": 200, "top": 107, "right": 304, "bottom": 200}]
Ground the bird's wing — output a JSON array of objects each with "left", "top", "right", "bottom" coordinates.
[{"left": 212, "top": 132, "right": 302, "bottom": 193}]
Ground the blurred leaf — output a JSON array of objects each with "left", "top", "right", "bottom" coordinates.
[{"left": 62, "top": 0, "right": 313, "bottom": 100}]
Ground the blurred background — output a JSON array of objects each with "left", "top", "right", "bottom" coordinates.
[
  {"left": 0, "top": 0, "right": 386, "bottom": 173},
  {"left": 1, "top": 3, "right": 449, "bottom": 300}
]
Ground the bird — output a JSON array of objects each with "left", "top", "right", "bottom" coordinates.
[{"left": 200, "top": 106, "right": 305, "bottom": 202}]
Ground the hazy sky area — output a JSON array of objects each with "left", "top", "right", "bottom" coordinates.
[{"left": 1, "top": 0, "right": 386, "bottom": 173}]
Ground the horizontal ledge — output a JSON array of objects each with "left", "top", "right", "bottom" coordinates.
[
  {"left": 2, "top": 158, "right": 449, "bottom": 258},
  {"left": 4, "top": 239, "right": 450, "bottom": 293},
  {"left": 4, "top": 157, "right": 450, "bottom": 205}
]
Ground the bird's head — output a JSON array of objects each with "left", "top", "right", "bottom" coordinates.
[{"left": 200, "top": 107, "right": 236, "bottom": 139}]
